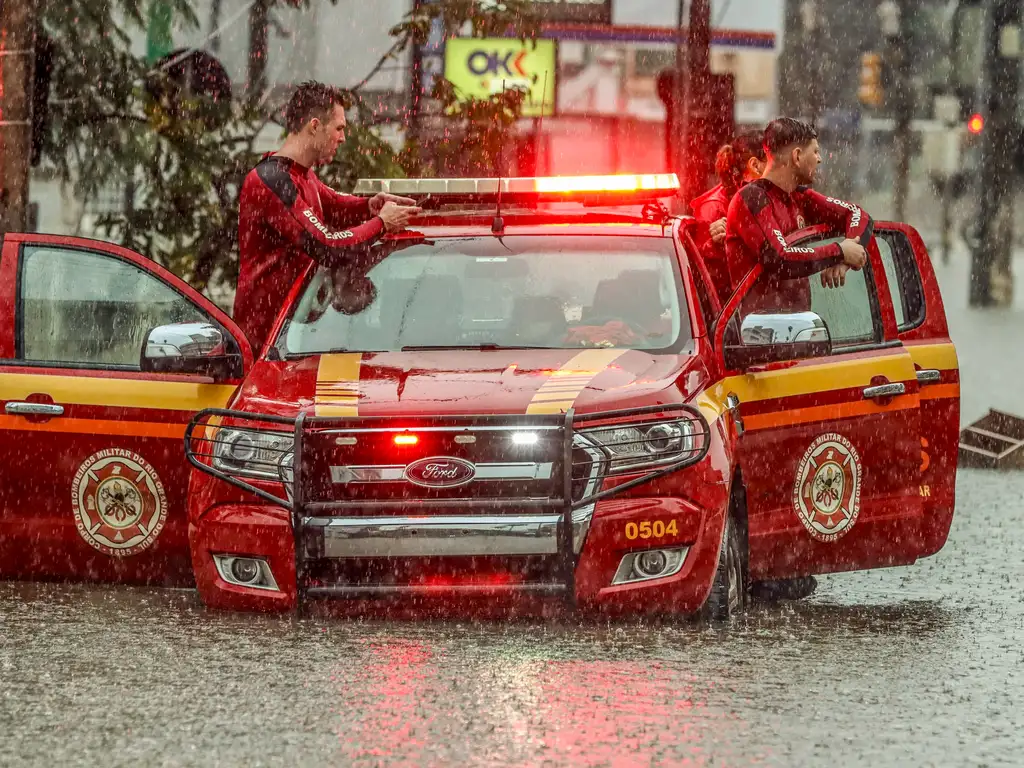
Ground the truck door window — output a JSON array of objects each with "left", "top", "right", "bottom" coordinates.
[
  {"left": 730, "top": 236, "right": 882, "bottom": 349},
  {"left": 17, "top": 245, "right": 207, "bottom": 367},
  {"left": 876, "top": 232, "right": 925, "bottom": 331}
]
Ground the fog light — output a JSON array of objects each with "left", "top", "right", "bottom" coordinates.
[
  {"left": 213, "top": 555, "right": 280, "bottom": 591},
  {"left": 230, "top": 558, "right": 261, "bottom": 584},
  {"left": 611, "top": 547, "right": 688, "bottom": 585},
  {"left": 635, "top": 550, "right": 668, "bottom": 578}
]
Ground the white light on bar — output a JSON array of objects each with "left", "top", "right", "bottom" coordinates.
[
  {"left": 512, "top": 432, "right": 539, "bottom": 446},
  {"left": 352, "top": 174, "right": 680, "bottom": 198}
]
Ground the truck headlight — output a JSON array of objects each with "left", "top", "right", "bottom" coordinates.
[
  {"left": 212, "top": 428, "right": 293, "bottom": 480},
  {"left": 578, "top": 418, "right": 697, "bottom": 472}
]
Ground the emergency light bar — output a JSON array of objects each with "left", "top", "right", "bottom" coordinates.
[{"left": 352, "top": 173, "right": 680, "bottom": 205}]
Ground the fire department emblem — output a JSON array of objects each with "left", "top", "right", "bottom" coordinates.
[
  {"left": 793, "top": 433, "right": 862, "bottom": 542},
  {"left": 796, "top": 214, "right": 807, "bottom": 229},
  {"left": 71, "top": 449, "right": 168, "bottom": 557}
]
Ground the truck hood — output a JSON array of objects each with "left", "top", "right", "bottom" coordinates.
[{"left": 231, "top": 348, "right": 711, "bottom": 419}]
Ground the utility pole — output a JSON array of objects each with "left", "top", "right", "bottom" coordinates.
[
  {"left": 799, "top": 0, "right": 820, "bottom": 128},
  {"left": 879, "top": 0, "right": 911, "bottom": 222},
  {"left": 680, "top": 0, "right": 711, "bottom": 213},
  {"left": 0, "top": 0, "right": 37, "bottom": 234},
  {"left": 971, "top": 0, "right": 1021, "bottom": 307},
  {"left": 248, "top": 0, "right": 271, "bottom": 107}
]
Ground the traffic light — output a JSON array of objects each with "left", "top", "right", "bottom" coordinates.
[{"left": 858, "top": 52, "right": 884, "bottom": 108}]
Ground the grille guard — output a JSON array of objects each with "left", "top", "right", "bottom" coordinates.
[{"left": 184, "top": 403, "right": 711, "bottom": 603}]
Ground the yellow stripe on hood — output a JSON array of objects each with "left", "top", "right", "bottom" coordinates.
[
  {"left": 315, "top": 353, "right": 363, "bottom": 416},
  {"left": 525, "top": 348, "right": 627, "bottom": 415}
]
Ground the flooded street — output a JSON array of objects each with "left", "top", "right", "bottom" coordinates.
[{"left": 2, "top": 468, "right": 1022, "bottom": 767}]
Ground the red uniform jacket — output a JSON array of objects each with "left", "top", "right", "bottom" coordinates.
[
  {"left": 690, "top": 183, "right": 734, "bottom": 302},
  {"left": 234, "top": 154, "right": 384, "bottom": 350},
  {"left": 724, "top": 179, "right": 873, "bottom": 312}
]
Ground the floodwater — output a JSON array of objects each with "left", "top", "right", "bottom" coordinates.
[{"left": 1, "top": 469, "right": 1021, "bottom": 767}]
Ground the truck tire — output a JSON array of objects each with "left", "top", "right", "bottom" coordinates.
[{"left": 701, "top": 511, "right": 747, "bottom": 621}]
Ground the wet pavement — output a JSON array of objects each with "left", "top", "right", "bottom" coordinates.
[
  {"left": 2, "top": 468, "right": 1022, "bottom": 767},
  {"left": 930, "top": 245, "right": 1024, "bottom": 427}
]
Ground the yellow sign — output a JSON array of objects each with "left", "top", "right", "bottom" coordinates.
[{"left": 444, "top": 38, "right": 556, "bottom": 117}]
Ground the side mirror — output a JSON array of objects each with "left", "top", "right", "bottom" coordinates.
[
  {"left": 724, "top": 311, "right": 832, "bottom": 369},
  {"left": 140, "top": 322, "right": 244, "bottom": 381}
]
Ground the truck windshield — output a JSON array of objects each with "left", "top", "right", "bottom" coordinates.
[{"left": 274, "top": 235, "right": 689, "bottom": 355}]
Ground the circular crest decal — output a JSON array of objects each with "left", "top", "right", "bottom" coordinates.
[
  {"left": 792, "top": 433, "right": 862, "bottom": 542},
  {"left": 71, "top": 449, "right": 168, "bottom": 557}
]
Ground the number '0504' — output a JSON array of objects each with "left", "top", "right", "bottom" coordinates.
[{"left": 624, "top": 520, "right": 679, "bottom": 540}]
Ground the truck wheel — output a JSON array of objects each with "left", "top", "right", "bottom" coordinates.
[{"left": 701, "top": 512, "right": 747, "bottom": 621}]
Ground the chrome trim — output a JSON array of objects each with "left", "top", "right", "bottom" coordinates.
[
  {"left": 916, "top": 369, "right": 941, "bottom": 384},
  {"left": 309, "top": 515, "right": 562, "bottom": 557},
  {"left": 318, "top": 425, "right": 561, "bottom": 434},
  {"left": 5, "top": 402, "right": 64, "bottom": 417},
  {"left": 330, "top": 462, "right": 554, "bottom": 484},
  {"left": 862, "top": 382, "right": 906, "bottom": 399},
  {"left": 570, "top": 433, "right": 605, "bottom": 553},
  {"left": 611, "top": 547, "right": 688, "bottom": 585},
  {"left": 726, "top": 393, "right": 744, "bottom": 436},
  {"left": 213, "top": 555, "right": 280, "bottom": 591}
]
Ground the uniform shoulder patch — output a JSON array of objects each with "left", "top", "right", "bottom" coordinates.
[
  {"left": 738, "top": 182, "right": 771, "bottom": 216},
  {"left": 255, "top": 157, "right": 299, "bottom": 208}
]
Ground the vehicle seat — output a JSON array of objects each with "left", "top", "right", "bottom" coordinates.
[
  {"left": 389, "top": 275, "right": 464, "bottom": 347},
  {"left": 511, "top": 296, "right": 568, "bottom": 346},
  {"left": 584, "top": 270, "right": 667, "bottom": 330}
]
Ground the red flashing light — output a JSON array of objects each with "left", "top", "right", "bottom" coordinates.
[
  {"left": 394, "top": 434, "right": 418, "bottom": 446},
  {"left": 968, "top": 113, "right": 984, "bottom": 134}
]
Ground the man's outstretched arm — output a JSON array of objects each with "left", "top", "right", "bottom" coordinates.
[
  {"left": 253, "top": 161, "right": 383, "bottom": 263},
  {"left": 797, "top": 187, "right": 874, "bottom": 245},
  {"left": 727, "top": 184, "right": 844, "bottom": 280}
]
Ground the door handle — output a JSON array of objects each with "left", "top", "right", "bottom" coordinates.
[
  {"left": 916, "top": 369, "right": 941, "bottom": 384},
  {"left": 5, "top": 401, "right": 65, "bottom": 417},
  {"left": 862, "top": 382, "right": 906, "bottom": 400}
]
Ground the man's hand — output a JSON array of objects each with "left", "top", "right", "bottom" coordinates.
[
  {"left": 709, "top": 217, "right": 727, "bottom": 244},
  {"left": 377, "top": 201, "right": 422, "bottom": 233},
  {"left": 839, "top": 238, "right": 867, "bottom": 269},
  {"left": 820, "top": 264, "right": 850, "bottom": 289},
  {"left": 369, "top": 192, "right": 418, "bottom": 215}
]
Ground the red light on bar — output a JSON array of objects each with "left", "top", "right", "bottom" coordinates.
[
  {"left": 968, "top": 113, "right": 984, "bottom": 134},
  {"left": 394, "top": 434, "right": 418, "bottom": 446},
  {"left": 532, "top": 173, "right": 679, "bottom": 194}
]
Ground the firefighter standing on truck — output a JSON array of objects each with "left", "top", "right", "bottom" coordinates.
[
  {"left": 725, "top": 117, "right": 872, "bottom": 314},
  {"left": 234, "top": 80, "right": 421, "bottom": 351}
]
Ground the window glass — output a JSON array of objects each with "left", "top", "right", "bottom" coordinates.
[
  {"left": 277, "top": 236, "right": 690, "bottom": 355},
  {"left": 876, "top": 232, "right": 925, "bottom": 330},
  {"left": 19, "top": 246, "right": 207, "bottom": 367},
  {"left": 729, "top": 236, "right": 880, "bottom": 350}
]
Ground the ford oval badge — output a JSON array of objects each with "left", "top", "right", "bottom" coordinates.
[{"left": 404, "top": 456, "right": 476, "bottom": 488}]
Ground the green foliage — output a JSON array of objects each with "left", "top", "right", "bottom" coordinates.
[{"left": 39, "top": 0, "right": 539, "bottom": 294}]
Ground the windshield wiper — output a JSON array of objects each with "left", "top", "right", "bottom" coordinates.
[{"left": 400, "top": 344, "right": 555, "bottom": 351}]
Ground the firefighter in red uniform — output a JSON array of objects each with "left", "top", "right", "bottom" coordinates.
[
  {"left": 234, "top": 80, "right": 421, "bottom": 351},
  {"left": 690, "top": 130, "right": 766, "bottom": 300},
  {"left": 725, "top": 117, "right": 871, "bottom": 314}
]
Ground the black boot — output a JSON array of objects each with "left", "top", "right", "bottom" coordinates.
[{"left": 749, "top": 576, "right": 818, "bottom": 602}]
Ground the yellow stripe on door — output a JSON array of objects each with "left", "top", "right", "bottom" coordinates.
[
  {"left": 0, "top": 372, "right": 237, "bottom": 412},
  {"left": 525, "top": 349, "right": 627, "bottom": 415},
  {"left": 315, "top": 353, "right": 363, "bottom": 416}
]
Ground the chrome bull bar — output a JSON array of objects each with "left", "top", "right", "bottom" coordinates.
[{"left": 184, "top": 404, "right": 711, "bottom": 607}]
